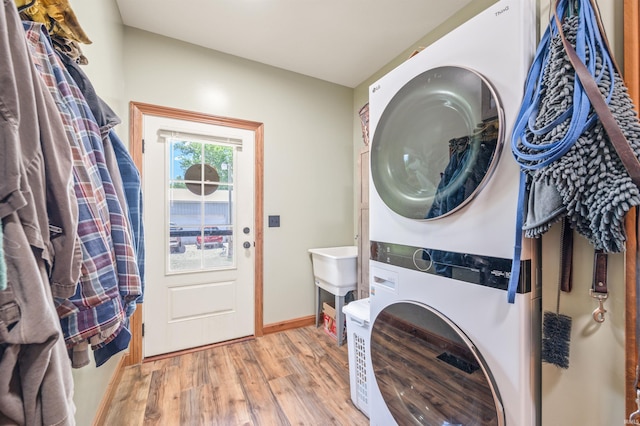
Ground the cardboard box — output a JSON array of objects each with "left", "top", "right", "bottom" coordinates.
[{"left": 322, "top": 302, "right": 345, "bottom": 340}]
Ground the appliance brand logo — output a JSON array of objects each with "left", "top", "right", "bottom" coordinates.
[
  {"left": 372, "top": 84, "right": 381, "bottom": 94},
  {"left": 494, "top": 5, "right": 509, "bottom": 17},
  {"left": 491, "top": 270, "right": 511, "bottom": 279}
]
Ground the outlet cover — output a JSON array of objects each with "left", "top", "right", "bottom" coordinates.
[{"left": 268, "top": 215, "right": 280, "bottom": 227}]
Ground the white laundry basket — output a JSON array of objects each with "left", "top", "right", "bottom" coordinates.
[{"left": 342, "top": 297, "right": 370, "bottom": 418}]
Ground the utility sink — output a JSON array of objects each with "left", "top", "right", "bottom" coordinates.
[
  {"left": 309, "top": 245, "right": 358, "bottom": 346},
  {"left": 308, "top": 246, "right": 358, "bottom": 296}
]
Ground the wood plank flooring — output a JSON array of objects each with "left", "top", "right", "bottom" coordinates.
[{"left": 101, "top": 326, "right": 368, "bottom": 426}]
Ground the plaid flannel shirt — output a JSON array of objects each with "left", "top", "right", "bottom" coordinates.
[{"left": 56, "top": 51, "right": 145, "bottom": 308}]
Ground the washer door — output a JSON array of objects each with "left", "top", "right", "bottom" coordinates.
[
  {"left": 371, "top": 66, "right": 503, "bottom": 220},
  {"left": 371, "top": 301, "right": 504, "bottom": 425}
]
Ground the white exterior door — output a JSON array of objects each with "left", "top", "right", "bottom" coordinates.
[{"left": 143, "top": 114, "right": 255, "bottom": 357}]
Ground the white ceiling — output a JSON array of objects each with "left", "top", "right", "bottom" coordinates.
[{"left": 115, "top": 0, "right": 474, "bottom": 88}]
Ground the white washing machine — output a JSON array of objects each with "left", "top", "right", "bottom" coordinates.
[{"left": 367, "top": 0, "right": 540, "bottom": 425}]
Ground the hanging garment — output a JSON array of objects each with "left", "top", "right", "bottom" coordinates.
[
  {"left": 0, "top": 13, "right": 81, "bottom": 301},
  {"left": 16, "top": 0, "right": 91, "bottom": 44},
  {"left": 109, "top": 129, "right": 146, "bottom": 308},
  {"left": 0, "top": 1, "right": 75, "bottom": 423},
  {"left": 54, "top": 53, "right": 131, "bottom": 233},
  {"left": 0, "top": 215, "right": 75, "bottom": 426},
  {"left": 54, "top": 50, "right": 118, "bottom": 133},
  {"left": 60, "top": 89, "right": 139, "bottom": 367},
  {"left": 93, "top": 325, "right": 131, "bottom": 368},
  {"left": 23, "top": 22, "right": 141, "bottom": 366},
  {"left": 51, "top": 33, "right": 87, "bottom": 65},
  {"left": 57, "top": 51, "right": 146, "bottom": 311}
]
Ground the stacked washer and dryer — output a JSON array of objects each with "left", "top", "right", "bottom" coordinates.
[{"left": 366, "top": 0, "right": 541, "bottom": 425}]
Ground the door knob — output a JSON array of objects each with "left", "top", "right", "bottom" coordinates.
[{"left": 243, "top": 241, "right": 251, "bottom": 249}]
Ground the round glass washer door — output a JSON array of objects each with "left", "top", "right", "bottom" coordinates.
[
  {"left": 371, "top": 66, "right": 504, "bottom": 220},
  {"left": 371, "top": 301, "right": 504, "bottom": 425}
]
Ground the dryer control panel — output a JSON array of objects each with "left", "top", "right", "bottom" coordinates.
[{"left": 370, "top": 240, "right": 532, "bottom": 294}]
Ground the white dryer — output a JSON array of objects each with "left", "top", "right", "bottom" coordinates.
[{"left": 367, "top": 0, "right": 540, "bottom": 425}]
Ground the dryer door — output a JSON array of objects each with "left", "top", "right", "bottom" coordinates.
[
  {"left": 371, "top": 66, "right": 504, "bottom": 220},
  {"left": 371, "top": 301, "right": 504, "bottom": 425}
]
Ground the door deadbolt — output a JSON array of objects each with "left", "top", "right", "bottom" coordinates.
[{"left": 243, "top": 241, "right": 251, "bottom": 249}]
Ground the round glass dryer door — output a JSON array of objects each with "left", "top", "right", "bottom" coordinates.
[
  {"left": 371, "top": 66, "right": 504, "bottom": 220},
  {"left": 371, "top": 302, "right": 504, "bottom": 425}
]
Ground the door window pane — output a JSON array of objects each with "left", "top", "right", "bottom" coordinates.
[{"left": 166, "top": 139, "right": 235, "bottom": 273}]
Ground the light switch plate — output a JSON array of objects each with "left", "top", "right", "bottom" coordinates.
[{"left": 268, "top": 215, "right": 280, "bottom": 227}]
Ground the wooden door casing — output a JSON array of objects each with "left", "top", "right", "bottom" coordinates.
[{"left": 125, "top": 102, "right": 264, "bottom": 365}]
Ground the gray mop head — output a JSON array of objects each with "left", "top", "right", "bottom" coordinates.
[
  {"left": 516, "top": 15, "right": 640, "bottom": 253},
  {"left": 541, "top": 311, "right": 572, "bottom": 369}
]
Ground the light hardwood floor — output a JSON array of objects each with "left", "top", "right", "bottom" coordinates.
[{"left": 101, "top": 326, "right": 369, "bottom": 425}]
